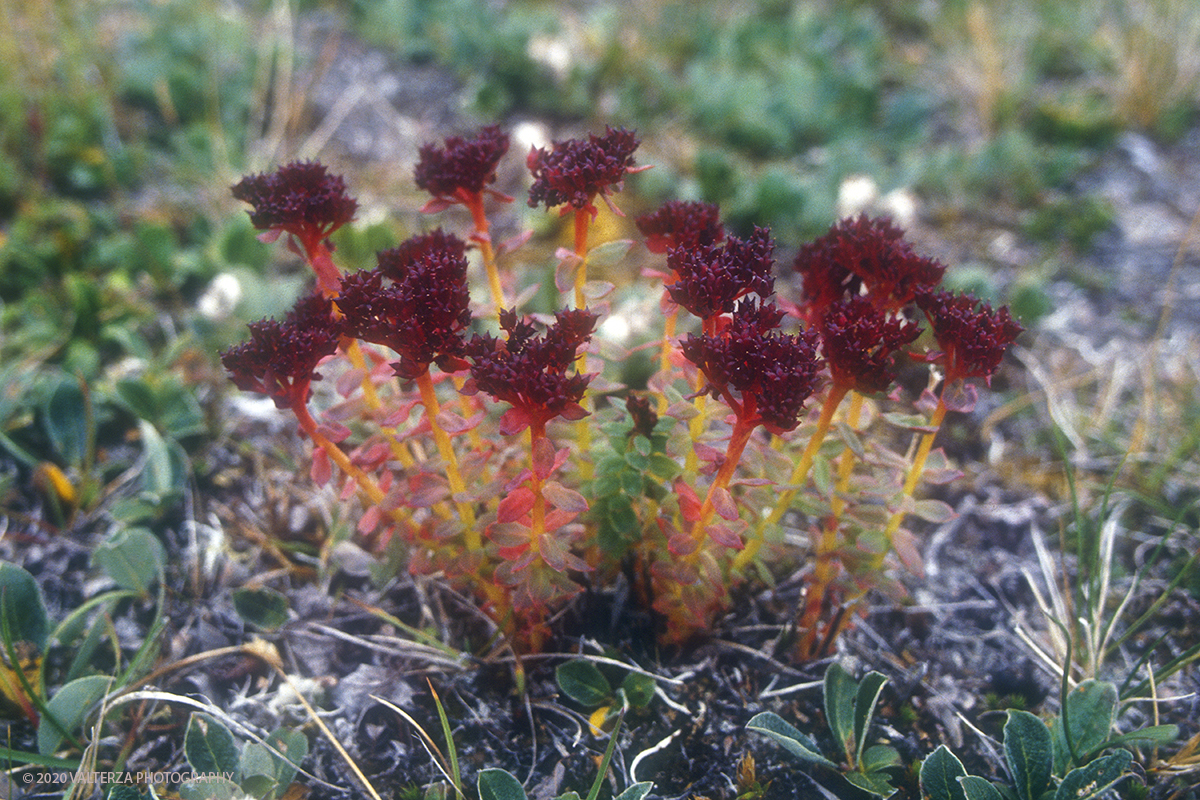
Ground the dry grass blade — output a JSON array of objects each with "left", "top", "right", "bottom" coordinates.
[{"left": 371, "top": 693, "right": 465, "bottom": 799}]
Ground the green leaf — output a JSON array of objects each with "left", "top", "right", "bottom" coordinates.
[
  {"left": 138, "top": 419, "right": 186, "bottom": 500},
  {"left": 43, "top": 377, "right": 89, "bottom": 467},
  {"left": 619, "top": 672, "right": 656, "bottom": 709},
  {"left": 1054, "top": 749, "right": 1132, "bottom": 800},
  {"left": 232, "top": 587, "right": 290, "bottom": 632},
  {"left": 1059, "top": 680, "right": 1117, "bottom": 763},
  {"left": 853, "top": 671, "right": 888, "bottom": 766},
  {"left": 184, "top": 712, "right": 240, "bottom": 776},
  {"left": 179, "top": 776, "right": 243, "bottom": 800},
  {"left": 824, "top": 662, "right": 858, "bottom": 764},
  {"left": 1102, "top": 724, "right": 1178, "bottom": 750},
  {"left": 647, "top": 453, "right": 681, "bottom": 480},
  {"left": 265, "top": 728, "right": 308, "bottom": 788},
  {"left": 844, "top": 769, "right": 896, "bottom": 797},
  {"left": 478, "top": 768, "right": 527, "bottom": 800},
  {"left": 959, "top": 775, "right": 1005, "bottom": 800},
  {"left": 240, "top": 741, "right": 280, "bottom": 798},
  {"left": 860, "top": 744, "right": 901, "bottom": 772},
  {"left": 0, "top": 561, "right": 49, "bottom": 652},
  {"left": 556, "top": 661, "right": 612, "bottom": 708},
  {"left": 746, "top": 711, "right": 837, "bottom": 769},
  {"left": 585, "top": 239, "right": 635, "bottom": 269},
  {"left": 107, "top": 786, "right": 148, "bottom": 800},
  {"left": 613, "top": 783, "right": 654, "bottom": 800},
  {"left": 37, "top": 675, "right": 110, "bottom": 756},
  {"left": 92, "top": 527, "right": 165, "bottom": 595},
  {"left": 920, "top": 745, "right": 968, "bottom": 800},
  {"left": 1004, "top": 710, "right": 1053, "bottom": 800}
]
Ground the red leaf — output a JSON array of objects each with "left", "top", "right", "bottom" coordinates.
[
  {"left": 499, "top": 406, "right": 532, "bottom": 435},
  {"left": 667, "top": 532, "right": 698, "bottom": 557},
  {"left": 498, "top": 486, "right": 537, "bottom": 523},
  {"left": 676, "top": 480, "right": 702, "bottom": 522},
  {"left": 708, "top": 523, "right": 743, "bottom": 549},
  {"left": 542, "top": 481, "right": 588, "bottom": 514},
  {"left": 311, "top": 448, "right": 331, "bottom": 486},
  {"left": 357, "top": 505, "right": 383, "bottom": 535},
  {"left": 531, "top": 436, "right": 556, "bottom": 479},
  {"left": 711, "top": 487, "right": 738, "bottom": 521},
  {"left": 419, "top": 197, "right": 456, "bottom": 214},
  {"left": 435, "top": 409, "right": 474, "bottom": 435}
]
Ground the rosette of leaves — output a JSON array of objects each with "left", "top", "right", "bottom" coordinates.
[
  {"left": 919, "top": 679, "right": 1177, "bottom": 800},
  {"left": 747, "top": 662, "right": 900, "bottom": 797},
  {"left": 175, "top": 712, "right": 309, "bottom": 800}
]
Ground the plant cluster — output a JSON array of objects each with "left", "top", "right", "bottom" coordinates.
[
  {"left": 220, "top": 124, "right": 1023, "bottom": 660},
  {"left": 750, "top": 661, "right": 1178, "bottom": 800}
]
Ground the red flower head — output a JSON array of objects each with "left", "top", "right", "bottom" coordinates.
[
  {"left": 231, "top": 161, "right": 358, "bottom": 254},
  {"left": 221, "top": 292, "right": 341, "bottom": 411},
  {"left": 796, "top": 215, "right": 945, "bottom": 319},
  {"left": 914, "top": 290, "right": 1024, "bottom": 385},
  {"left": 464, "top": 308, "right": 600, "bottom": 434},
  {"left": 680, "top": 300, "right": 822, "bottom": 434},
  {"left": 414, "top": 125, "right": 511, "bottom": 204},
  {"left": 335, "top": 230, "right": 472, "bottom": 380},
  {"left": 818, "top": 296, "right": 922, "bottom": 395},
  {"left": 635, "top": 200, "right": 724, "bottom": 254},
  {"left": 666, "top": 226, "right": 776, "bottom": 322},
  {"left": 527, "top": 126, "right": 640, "bottom": 218}
]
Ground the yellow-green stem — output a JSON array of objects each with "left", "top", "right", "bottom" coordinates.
[
  {"left": 415, "top": 370, "right": 479, "bottom": 549},
  {"left": 830, "top": 392, "right": 865, "bottom": 519},
  {"left": 733, "top": 384, "right": 848, "bottom": 572},
  {"left": 295, "top": 402, "right": 388, "bottom": 510},
  {"left": 883, "top": 394, "right": 949, "bottom": 541},
  {"left": 529, "top": 421, "right": 547, "bottom": 556}
]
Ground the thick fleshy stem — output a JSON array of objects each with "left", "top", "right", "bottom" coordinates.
[
  {"left": 830, "top": 392, "right": 866, "bottom": 518},
  {"left": 732, "top": 383, "right": 849, "bottom": 573},
  {"left": 689, "top": 413, "right": 757, "bottom": 546},
  {"left": 882, "top": 391, "right": 949, "bottom": 543},
  {"left": 684, "top": 315, "right": 721, "bottom": 475},
  {"left": 302, "top": 238, "right": 343, "bottom": 299},
  {"left": 458, "top": 187, "right": 506, "bottom": 314},
  {"left": 571, "top": 208, "right": 594, "bottom": 478},
  {"left": 293, "top": 401, "right": 396, "bottom": 517},
  {"left": 414, "top": 370, "right": 479, "bottom": 549},
  {"left": 528, "top": 420, "right": 548, "bottom": 556},
  {"left": 795, "top": 515, "right": 841, "bottom": 659}
]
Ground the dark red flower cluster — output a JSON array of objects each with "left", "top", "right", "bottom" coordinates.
[
  {"left": 680, "top": 301, "right": 822, "bottom": 434},
  {"left": 527, "top": 126, "right": 640, "bottom": 216},
  {"left": 795, "top": 214, "right": 945, "bottom": 319},
  {"left": 915, "top": 290, "right": 1024, "bottom": 384},
  {"left": 231, "top": 161, "right": 358, "bottom": 251},
  {"left": 666, "top": 226, "right": 776, "bottom": 322},
  {"left": 635, "top": 200, "right": 724, "bottom": 254},
  {"left": 221, "top": 292, "right": 341, "bottom": 410},
  {"left": 818, "top": 296, "right": 922, "bottom": 395},
  {"left": 414, "top": 125, "right": 510, "bottom": 200},
  {"left": 335, "top": 230, "right": 471, "bottom": 380},
  {"left": 464, "top": 308, "right": 600, "bottom": 434}
]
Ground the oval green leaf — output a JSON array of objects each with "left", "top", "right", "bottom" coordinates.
[
  {"left": 919, "top": 745, "right": 967, "bottom": 800},
  {"left": 556, "top": 660, "right": 612, "bottom": 708},
  {"left": 37, "top": 675, "right": 111, "bottom": 756},
  {"left": 478, "top": 768, "right": 527, "bottom": 800},
  {"left": 92, "top": 527, "right": 165, "bottom": 595},
  {"left": 185, "top": 712, "right": 240, "bottom": 776},
  {"left": 232, "top": 587, "right": 290, "bottom": 632},
  {"left": 1004, "top": 710, "right": 1053, "bottom": 800}
]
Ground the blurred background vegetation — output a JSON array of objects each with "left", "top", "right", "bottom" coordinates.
[{"left": 1, "top": 0, "right": 1198, "bottom": 546}]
